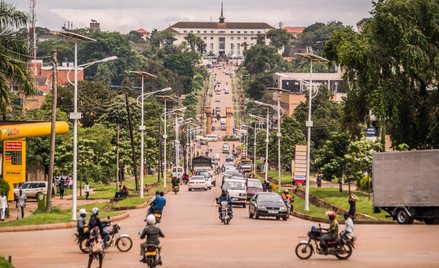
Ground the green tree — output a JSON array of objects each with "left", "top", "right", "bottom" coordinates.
[
  {"left": 184, "top": 33, "right": 197, "bottom": 52},
  {"left": 324, "top": 0, "right": 439, "bottom": 148},
  {"left": 314, "top": 132, "right": 350, "bottom": 181},
  {"left": 267, "top": 29, "right": 290, "bottom": 50},
  {"left": 127, "top": 30, "right": 145, "bottom": 44},
  {"left": 344, "top": 140, "right": 382, "bottom": 183},
  {"left": 247, "top": 73, "right": 273, "bottom": 100},
  {"left": 163, "top": 53, "right": 195, "bottom": 94},
  {"left": 0, "top": 2, "right": 33, "bottom": 120},
  {"left": 297, "top": 21, "right": 347, "bottom": 53},
  {"left": 243, "top": 45, "right": 286, "bottom": 75}
]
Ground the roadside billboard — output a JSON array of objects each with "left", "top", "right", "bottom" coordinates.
[
  {"left": 3, "top": 139, "right": 26, "bottom": 200},
  {"left": 293, "top": 145, "right": 307, "bottom": 184}
]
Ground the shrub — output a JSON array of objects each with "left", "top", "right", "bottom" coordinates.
[
  {"left": 359, "top": 175, "right": 371, "bottom": 191},
  {"left": 0, "top": 179, "right": 10, "bottom": 196}
]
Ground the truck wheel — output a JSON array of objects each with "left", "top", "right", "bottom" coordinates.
[{"left": 396, "top": 209, "right": 413, "bottom": 224}]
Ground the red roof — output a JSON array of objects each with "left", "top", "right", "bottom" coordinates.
[
  {"left": 282, "top": 26, "right": 305, "bottom": 35},
  {"left": 136, "top": 28, "right": 150, "bottom": 34}
]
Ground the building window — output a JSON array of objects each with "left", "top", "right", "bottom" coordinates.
[
  {"left": 231, "top": 43, "right": 234, "bottom": 49},
  {"left": 219, "top": 37, "right": 225, "bottom": 50},
  {"left": 257, "top": 31, "right": 261, "bottom": 34},
  {"left": 251, "top": 31, "right": 254, "bottom": 34},
  {"left": 210, "top": 37, "right": 214, "bottom": 40},
  {"left": 231, "top": 31, "right": 234, "bottom": 33},
  {"left": 204, "top": 31, "right": 207, "bottom": 33},
  {"left": 183, "top": 30, "right": 187, "bottom": 33},
  {"left": 244, "top": 31, "right": 247, "bottom": 34},
  {"left": 190, "top": 30, "right": 193, "bottom": 33},
  {"left": 237, "top": 31, "right": 241, "bottom": 33},
  {"left": 244, "top": 37, "right": 247, "bottom": 40},
  {"left": 219, "top": 30, "right": 226, "bottom": 34},
  {"left": 231, "top": 37, "right": 234, "bottom": 40},
  {"left": 204, "top": 37, "right": 207, "bottom": 40},
  {"left": 237, "top": 37, "right": 241, "bottom": 40},
  {"left": 237, "top": 43, "right": 241, "bottom": 50},
  {"left": 197, "top": 30, "right": 200, "bottom": 33},
  {"left": 210, "top": 43, "right": 214, "bottom": 49},
  {"left": 211, "top": 31, "right": 214, "bottom": 33}
]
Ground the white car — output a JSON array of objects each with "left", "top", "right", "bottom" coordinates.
[
  {"left": 222, "top": 178, "right": 247, "bottom": 207},
  {"left": 14, "top": 181, "right": 48, "bottom": 199},
  {"left": 204, "top": 135, "right": 219, "bottom": 142},
  {"left": 172, "top": 166, "right": 184, "bottom": 178},
  {"left": 188, "top": 176, "right": 209, "bottom": 191}
]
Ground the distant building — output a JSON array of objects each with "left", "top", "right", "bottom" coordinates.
[
  {"left": 168, "top": 2, "right": 273, "bottom": 58},
  {"left": 356, "top": 18, "right": 369, "bottom": 33},
  {"left": 135, "top": 28, "right": 150, "bottom": 41},
  {"left": 90, "top": 19, "right": 100, "bottom": 33},
  {"left": 282, "top": 26, "right": 305, "bottom": 38},
  {"left": 273, "top": 70, "right": 346, "bottom": 116}
]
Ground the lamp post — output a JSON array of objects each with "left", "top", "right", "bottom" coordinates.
[
  {"left": 249, "top": 114, "right": 267, "bottom": 177},
  {"left": 161, "top": 107, "right": 186, "bottom": 186},
  {"left": 295, "top": 51, "right": 329, "bottom": 211},
  {"left": 130, "top": 71, "right": 169, "bottom": 198},
  {"left": 255, "top": 101, "right": 285, "bottom": 191},
  {"left": 59, "top": 32, "right": 120, "bottom": 220}
]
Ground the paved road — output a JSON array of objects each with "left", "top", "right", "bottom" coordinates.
[{"left": 1, "top": 65, "right": 438, "bottom": 268}]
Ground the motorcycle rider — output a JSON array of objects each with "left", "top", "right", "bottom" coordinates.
[
  {"left": 341, "top": 213, "right": 354, "bottom": 240},
  {"left": 88, "top": 208, "right": 110, "bottom": 248},
  {"left": 77, "top": 209, "right": 89, "bottom": 238},
  {"left": 140, "top": 214, "right": 165, "bottom": 263},
  {"left": 171, "top": 176, "right": 180, "bottom": 187},
  {"left": 320, "top": 211, "right": 339, "bottom": 254},
  {"left": 217, "top": 189, "right": 233, "bottom": 218},
  {"left": 182, "top": 173, "right": 189, "bottom": 183},
  {"left": 147, "top": 191, "right": 160, "bottom": 215},
  {"left": 281, "top": 189, "right": 294, "bottom": 210}
]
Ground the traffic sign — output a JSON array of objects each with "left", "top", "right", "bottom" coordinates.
[{"left": 366, "top": 127, "right": 377, "bottom": 137}]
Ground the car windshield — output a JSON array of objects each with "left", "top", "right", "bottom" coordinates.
[
  {"left": 20, "top": 183, "right": 30, "bottom": 189},
  {"left": 242, "top": 160, "right": 252, "bottom": 166},
  {"left": 190, "top": 176, "right": 205, "bottom": 181},
  {"left": 257, "top": 194, "right": 283, "bottom": 202},
  {"left": 225, "top": 170, "right": 239, "bottom": 175},
  {"left": 248, "top": 180, "right": 263, "bottom": 188},
  {"left": 198, "top": 172, "right": 208, "bottom": 178},
  {"left": 223, "top": 181, "right": 246, "bottom": 190}
]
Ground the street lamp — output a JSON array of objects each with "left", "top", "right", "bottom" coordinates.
[
  {"left": 295, "top": 51, "right": 329, "bottom": 211},
  {"left": 161, "top": 107, "right": 186, "bottom": 186},
  {"left": 249, "top": 112, "right": 271, "bottom": 182},
  {"left": 242, "top": 123, "right": 258, "bottom": 172},
  {"left": 58, "top": 30, "right": 119, "bottom": 220},
  {"left": 254, "top": 101, "right": 284, "bottom": 190},
  {"left": 130, "top": 71, "right": 169, "bottom": 198}
]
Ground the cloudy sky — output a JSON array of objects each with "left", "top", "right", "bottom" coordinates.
[{"left": 13, "top": 0, "right": 373, "bottom": 33}]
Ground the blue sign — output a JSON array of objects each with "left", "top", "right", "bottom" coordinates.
[{"left": 366, "top": 127, "right": 377, "bottom": 137}]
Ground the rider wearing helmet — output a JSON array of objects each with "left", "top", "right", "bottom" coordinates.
[
  {"left": 140, "top": 214, "right": 165, "bottom": 263},
  {"left": 217, "top": 189, "right": 233, "bottom": 218},
  {"left": 281, "top": 189, "right": 294, "bottom": 203},
  {"left": 77, "top": 209, "right": 89, "bottom": 237},
  {"left": 320, "top": 211, "right": 339, "bottom": 253},
  {"left": 147, "top": 191, "right": 160, "bottom": 215},
  {"left": 88, "top": 207, "right": 110, "bottom": 247}
]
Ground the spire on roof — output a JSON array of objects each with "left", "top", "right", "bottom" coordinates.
[{"left": 219, "top": 1, "right": 225, "bottom": 23}]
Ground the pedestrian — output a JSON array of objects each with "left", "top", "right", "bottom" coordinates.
[
  {"left": 348, "top": 194, "right": 358, "bottom": 219},
  {"left": 87, "top": 226, "right": 104, "bottom": 268},
  {"left": 84, "top": 181, "right": 90, "bottom": 200},
  {"left": 317, "top": 171, "right": 323, "bottom": 188},
  {"left": 0, "top": 192, "right": 7, "bottom": 221},
  {"left": 59, "top": 179, "right": 65, "bottom": 199},
  {"left": 16, "top": 189, "right": 26, "bottom": 219}
]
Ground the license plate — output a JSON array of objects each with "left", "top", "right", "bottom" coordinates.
[
  {"left": 268, "top": 210, "right": 277, "bottom": 214},
  {"left": 146, "top": 251, "right": 157, "bottom": 256}
]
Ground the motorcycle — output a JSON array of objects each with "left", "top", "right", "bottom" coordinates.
[
  {"left": 284, "top": 198, "right": 293, "bottom": 216},
  {"left": 219, "top": 201, "right": 231, "bottom": 225},
  {"left": 142, "top": 244, "right": 162, "bottom": 268},
  {"left": 295, "top": 224, "right": 354, "bottom": 260},
  {"left": 148, "top": 210, "right": 162, "bottom": 224},
  {"left": 172, "top": 184, "right": 179, "bottom": 195},
  {"left": 78, "top": 222, "right": 133, "bottom": 253},
  {"left": 182, "top": 175, "right": 189, "bottom": 184}
]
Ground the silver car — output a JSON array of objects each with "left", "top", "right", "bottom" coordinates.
[{"left": 14, "top": 181, "right": 48, "bottom": 199}]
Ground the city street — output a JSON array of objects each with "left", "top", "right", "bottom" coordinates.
[{"left": 0, "top": 65, "right": 438, "bottom": 268}]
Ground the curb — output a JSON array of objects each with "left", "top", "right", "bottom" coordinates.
[
  {"left": 291, "top": 211, "right": 396, "bottom": 224},
  {"left": 0, "top": 212, "right": 130, "bottom": 233}
]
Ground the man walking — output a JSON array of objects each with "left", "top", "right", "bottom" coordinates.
[
  {"left": 84, "top": 181, "right": 90, "bottom": 200},
  {"left": 16, "top": 189, "right": 26, "bottom": 219},
  {"left": 0, "top": 193, "right": 7, "bottom": 221}
]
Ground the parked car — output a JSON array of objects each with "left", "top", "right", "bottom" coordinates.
[
  {"left": 246, "top": 179, "right": 263, "bottom": 200},
  {"left": 249, "top": 192, "right": 289, "bottom": 221},
  {"left": 225, "top": 154, "right": 234, "bottom": 162},
  {"left": 188, "top": 176, "right": 209, "bottom": 191},
  {"left": 14, "top": 181, "right": 48, "bottom": 199},
  {"left": 213, "top": 153, "right": 220, "bottom": 162},
  {"left": 222, "top": 143, "right": 230, "bottom": 154},
  {"left": 222, "top": 178, "right": 247, "bottom": 207},
  {"left": 196, "top": 170, "right": 213, "bottom": 189},
  {"left": 204, "top": 135, "right": 219, "bottom": 142}
]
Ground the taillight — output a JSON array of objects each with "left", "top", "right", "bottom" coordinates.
[{"left": 147, "top": 246, "right": 156, "bottom": 251}]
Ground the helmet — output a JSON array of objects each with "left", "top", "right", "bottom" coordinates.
[
  {"left": 283, "top": 189, "right": 289, "bottom": 194},
  {"left": 79, "top": 208, "right": 87, "bottom": 216},
  {"left": 326, "top": 211, "right": 336, "bottom": 220},
  {"left": 91, "top": 207, "right": 99, "bottom": 215},
  {"left": 146, "top": 214, "right": 156, "bottom": 225}
]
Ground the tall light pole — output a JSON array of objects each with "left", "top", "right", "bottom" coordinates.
[
  {"left": 296, "top": 51, "right": 329, "bottom": 211},
  {"left": 58, "top": 31, "right": 96, "bottom": 220},
  {"left": 161, "top": 107, "right": 186, "bottom": 186},
  {"left": 255, "top": 101, "right": 285, "bottom": 190}
]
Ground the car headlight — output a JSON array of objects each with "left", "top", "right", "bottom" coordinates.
[
  {"left": 280, "top": 207, "right": 287, "bottom": 211},
  {"left": 258, "top": 206, "right": 266, "bottom": 210}
]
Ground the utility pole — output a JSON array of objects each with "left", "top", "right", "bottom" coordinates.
[
  {"left": 115, "top": 124, "right": 120, "bottom": 192},
  {"left": 46, "top": 49, "right": 58, "bottom": 212},
  {"left": 125, "top": 93, "right": 139, "bottom": 191}
]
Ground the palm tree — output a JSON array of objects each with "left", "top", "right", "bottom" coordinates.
[{"left": 0, "top": 2, "right": 33, "bottom": 120}]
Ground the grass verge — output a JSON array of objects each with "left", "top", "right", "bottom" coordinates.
[
  {"left": 0, "top": 202, "right": 121, "bottom": 227},
  {"left": 112, "top": 197, "right": 148, "bottom": 208},
  {"left": 0, "top": 257, "right": 13, "bottom": 268}
]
